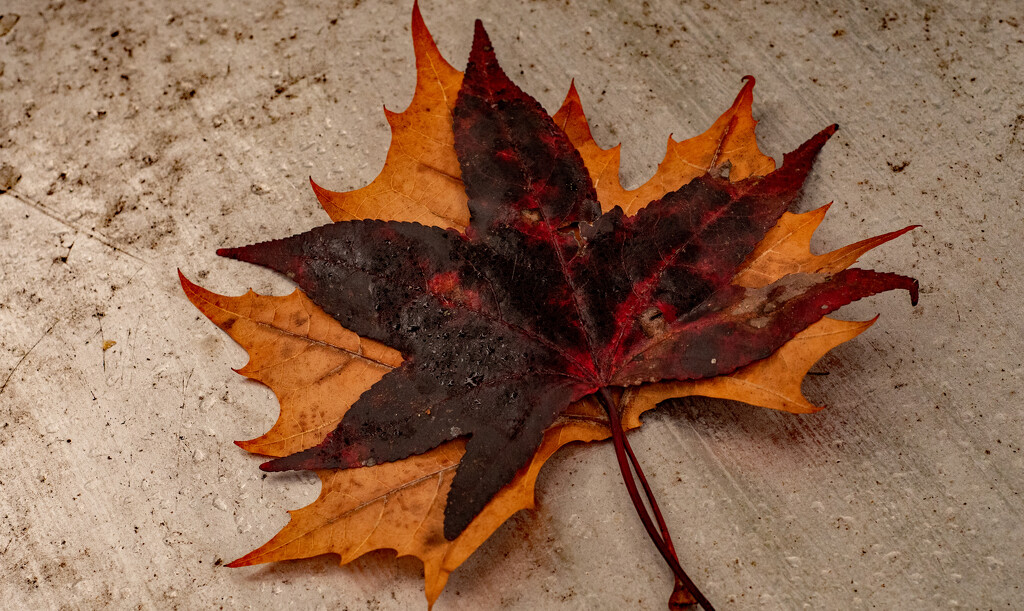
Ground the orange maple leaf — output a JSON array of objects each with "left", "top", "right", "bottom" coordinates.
[{"left": 181, "top": 3, "right": 915, "bottom": 607}]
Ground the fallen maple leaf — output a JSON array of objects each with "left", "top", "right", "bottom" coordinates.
[
  {"left": 218, "top": 20, "right": 918, "bottom": 536},
  {"left": 182, "top": 4, "right": 918, "bottom": 608}
]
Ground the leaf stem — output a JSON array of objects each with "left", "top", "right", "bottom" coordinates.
[
  {"left": 618, "top": 426, "right": 694, "bottom": 607},
  {"left": 596, "top": 388, "right": 716, "bottom": 611}
]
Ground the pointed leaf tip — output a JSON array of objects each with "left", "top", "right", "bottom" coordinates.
[
  {"left": 736, "top": 75, "right": 756, "bottom": 100},
  {"left": 308, "top": 177, "right": 340, "bottom": 214},
  {"left": 308, "top": 176, "right": 326, "bottom": 198},
  {"left": 177, "top": 270, "right": 211, "bottom": 301},
  {"left": 566, "top": 79, "right": 580, "bottom": 102},
  {"left": 411, "top": 0, "right": 426, "bottom": 38},
  {"left": 410, "top": 0, "right": 454, "bottom": 73},
  {"left": 471, "top": 20, "right": 494, "bottom": 60},
  {"left": 260, "top": 452, "right": 308, "bottom": 472},
  {"left": 215, "top": 242, "right": 281, "bottom": 267},
  {"left": 775, "top": 123, "right": 838, "bottom": 175},
  {"left": 261, "top": 442, "right": 365, "bottom": 472}
]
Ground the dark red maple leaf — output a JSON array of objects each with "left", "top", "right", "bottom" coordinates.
[{"left": 218, "top": 21, "right": 917, "bottom": 557}]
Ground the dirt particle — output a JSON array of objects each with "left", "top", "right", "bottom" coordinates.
[
  {"left": 639, "top": 306, "right": 668, "bottom": 337},
  {"left": 0, "top": 163, "right": 21, "bottom": 193},
  {"left": 0, "top": 14, "right": 19, "bottom": 37}
]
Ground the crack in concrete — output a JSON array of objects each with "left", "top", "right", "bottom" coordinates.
[
  {"left": 4, "top": 189, "right": 149, "bottom": 265},
  {"left": 0, "top": 320, "right": 57, "bottom": 397}
]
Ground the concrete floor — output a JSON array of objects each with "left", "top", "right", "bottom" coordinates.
[{"left": 1, "top": 0, "right": 1022, "bottom": 609}]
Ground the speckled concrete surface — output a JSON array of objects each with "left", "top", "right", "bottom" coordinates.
[{"left": 1, "top": 1, "right": 1021, "bottom": 609}]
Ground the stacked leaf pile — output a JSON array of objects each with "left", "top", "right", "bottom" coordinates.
[{"left": 182, "top": 4, "right": 917, "bottom": 608}]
